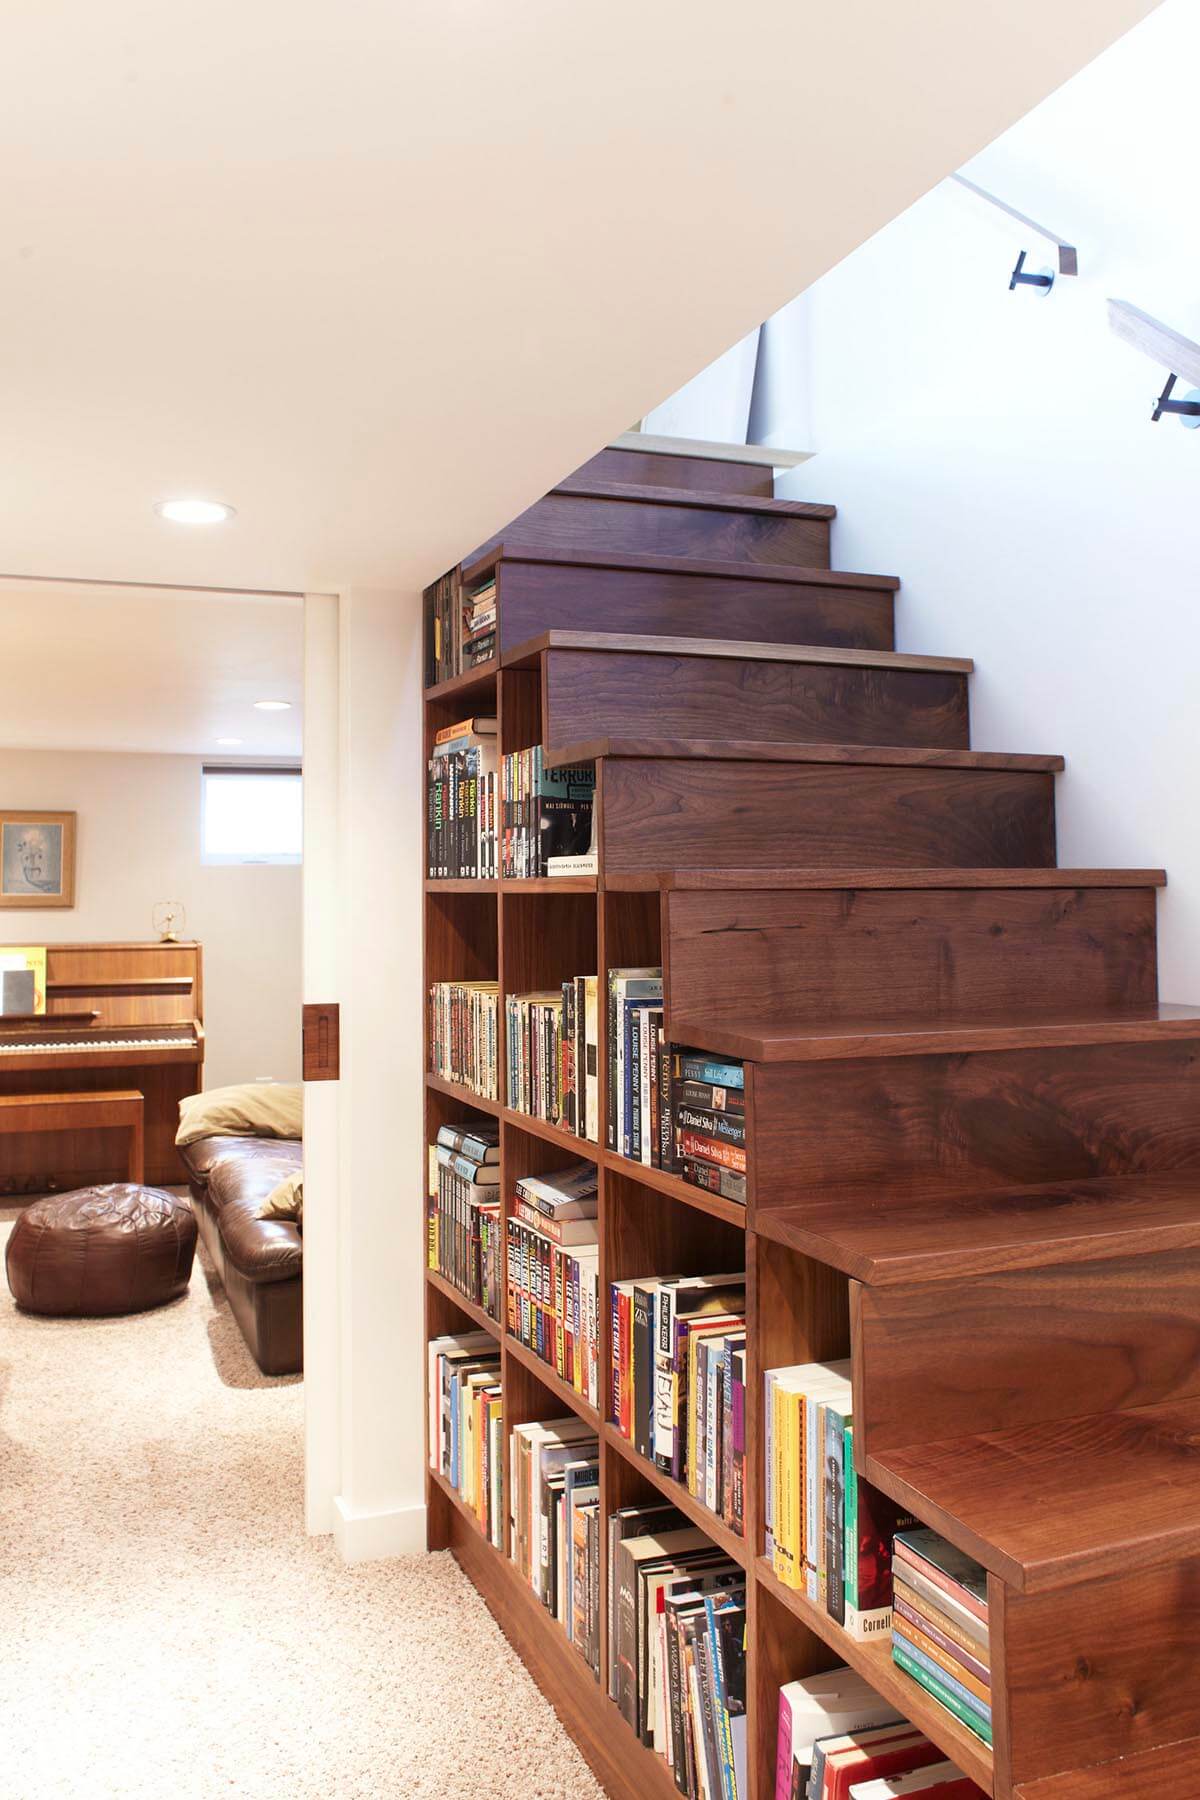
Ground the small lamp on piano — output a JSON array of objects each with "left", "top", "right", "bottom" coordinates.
[{"left": 153, "top": 900, "right": 186, "bottom": 944}]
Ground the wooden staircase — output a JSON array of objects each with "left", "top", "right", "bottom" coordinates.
[{"left": 424, "top": 438, "right": 1199, "bottom": 1798}]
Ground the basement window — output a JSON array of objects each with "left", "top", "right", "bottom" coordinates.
[{"left": 201, "top": 766, "right": 302, "bottom": 865}]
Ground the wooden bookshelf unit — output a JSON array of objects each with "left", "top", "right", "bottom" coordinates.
[{"left": 422, "top": 442, "right": 1199, "bottom": 1798}]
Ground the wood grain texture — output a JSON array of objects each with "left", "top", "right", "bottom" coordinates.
[
  {"left": 301, "top": 1001, "right": 340, "bottom": 1080},
  {"left": 550, "top": 478, "right": 834, "bottom": 517},
  {"left": 0, "top": 1088, "right": 143, "bottom": 1183},
  {"left": 1014, "top": 1735, "right": 1200, "bottom": 1798},
  {"left": 493, "top": 487, "right": 833, "bottom": 567},
  {"left": 541, "top": 647, "right": 970, "bottom": 754},
  {"left": 852, "top": 1248, "right": 1200, "bottom": 1450},
  {"left": 1001, "top": 1560, "right": 1200, "bottom": 1786},
  {"left": 657, "top": 867, "right": 1165, "bottom": 890},
  {"left": 862, "top": 1400, "right": 1200, "bottom": 1593},
  {"left": 756, "top": 1172, "right": 1200, "bottom": 1286},
  {"left": 508, "top": 628, "right": 969, "bottom": 674},
  {"left": 664, "top": 886, "right": 1157, "bottom": 1035},
  {"left": 548, "top": 739, "right": 1061, "bottom": 771},
  {"left": 598, "top": 758, "right": 1057, "bottom": 874},
  {"left": 751, "top": 1037, "right": 1200, "bottom": 1200},
  {"left": 495, "top": 554, "right": 894, "bottom": 655},
  {"left": 569, "top": 444, "right": 774, "bottom": 495},
  {"left": 677, "top": 1006, "right": 1200, "bottom": 1066}
]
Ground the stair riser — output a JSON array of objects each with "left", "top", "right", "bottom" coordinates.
[
  {"left": 999, "top": 1564, "right": 1200, "bottom": 1791},
  {"left": 597, "top": 759, "right": 1056, "bottom": 874},
  {"left": 495, "top": 560, "right": 894, "bottom": 655},
  {"left": 664, "top": 886, "right": 1157, "bottom": 1036},
  {"left": 570, "top": 446, "right": 773, "bottom": 497},
  {"left": 543, "top": 649, "right": 967, "bottom": 755},
  {"left": 852, "top": 1249, "right": 1200, "bottom": 1454},
  {"left": 503, "top": 492, "right": 832, "bottom": 566},
  {"left": 751, "top": 1037, "right": 1200, "bottom": 1203}
]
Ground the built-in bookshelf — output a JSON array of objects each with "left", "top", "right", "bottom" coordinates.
[
  {"left": 420, "top": 462, "right": 1000, "bottom": 1800},
  {"left": 421, "top": 445, "right": 1186, "bottom": 1800}
]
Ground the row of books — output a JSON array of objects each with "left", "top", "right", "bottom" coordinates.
[
  {"left": 426, "top": 714, "right": 498, "bottom": 880},
  {"left": 427, "top": 1331, "right": 503, "bottom": 1548},
  {"left": 505, "top": 975, "right": 600, "bottom": 1141},
  {"left": 610, "top": 1272, "right": 747, "bottom": 1535},
  {"left": 507, "top": 1162, "right": 600, "bottom": 1409},
  {"left": 425, "top": 1122, "right": 502, "bottom": 1320},
  {"left": 428, "top": 978, "right": 499, "bottom": 1100},
  {"left": 606, "top": 979, "right": 748, "bottom": 1203},
  {"left": 510, "top": 1415, "right": 601, "bottom": 1677},
  {"left": 608, "top": 1504, "right": 746, "bottom": 1799},
  {"left": 424, "top": 570, "right": 496, "bottom": 687},
  {"left": 776, "top": 1666, "right": 985, "bottom": 1799},
  {"left": 890, "top": 1531, "right": 991, "bottom": 1749},
  {"left": 500, "top": 747, "right": 595, "bottom": 879},
  {"left": 765, "top": 1359, "right": 916, "bottom": 1640}
]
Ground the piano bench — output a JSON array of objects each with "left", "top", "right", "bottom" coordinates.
[{"left": 0, "top": 1090, "right": 145, "bottom": 1185}]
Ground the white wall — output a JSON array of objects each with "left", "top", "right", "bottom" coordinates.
[
  {"left": 0, "top": 749, "right": 301, "bottom": 1089},
  {"left": 750, "top": 0, "right": 1200, "bottom": 997}
]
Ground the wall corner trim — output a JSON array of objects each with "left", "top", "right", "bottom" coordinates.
[{"left": 331, "top": 1494, "right": 428, "bottom": 1563}]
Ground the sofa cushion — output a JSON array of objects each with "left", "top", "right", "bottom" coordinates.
[
  {"left": 177, "top": 1134, "right": 254, "bottom": 1187},
  {"left": 207, "top": 1149, "right": 302, "bottom": 1284},
  {"left": 203, "top": 1139, "right": 302, "bottom": 1212},
  {"left": 176, "top": 1082, "right": 303, "bottom": 1148}
]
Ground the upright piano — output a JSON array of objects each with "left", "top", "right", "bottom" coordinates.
[{"left": 0, "top": 941, "right": 204, "bottom": 1193}]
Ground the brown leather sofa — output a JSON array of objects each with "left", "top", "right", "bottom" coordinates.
[{"left": 177, "top": 1135, "right": 302, "bottom": 1375}]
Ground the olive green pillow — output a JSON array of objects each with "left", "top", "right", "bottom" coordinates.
[
  {"left": 257, "top": 1169, "right": 303, "bottom": 1226},
  {"left": 176, "top": 1082, "right": 303, "bottom": 1147}
]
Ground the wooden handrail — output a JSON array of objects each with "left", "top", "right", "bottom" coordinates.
[
  {"left": 951, "top": 173, "right": 1078, "bottom": 276},
  {"left": 1107, "top": 299, "right": 1200, "bottom": 390}
]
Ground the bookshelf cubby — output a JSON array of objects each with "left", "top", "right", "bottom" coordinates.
[{"left": 422, "top": 444, "right": 1196, "bottom": 1800}]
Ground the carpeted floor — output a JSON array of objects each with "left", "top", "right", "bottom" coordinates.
[{"left": 0, "top": 1201, "right": 606, "bottom": 1799}]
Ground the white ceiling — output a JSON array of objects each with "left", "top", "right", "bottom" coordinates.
[
  {"left": 0, "top": 1, "right": 1160, "bottom": 598},
  {"left": 0, "top": 582, "right": 302, "bottom": 756}
]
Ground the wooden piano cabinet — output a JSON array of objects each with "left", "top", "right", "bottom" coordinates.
[{"left": 0, "top": 942, "right": 203, "bottom": 1192}]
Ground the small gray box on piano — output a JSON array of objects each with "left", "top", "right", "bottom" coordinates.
[{"left": 0, "top": 969, "right": 36, "bottom": 1015}]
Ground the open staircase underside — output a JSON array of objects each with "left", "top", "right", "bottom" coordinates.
[{"left": 433, "top": 440, "right": 1200, "bottom": 1798}]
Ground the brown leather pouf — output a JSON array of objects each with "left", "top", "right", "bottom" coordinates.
[{"left": 5, "top": 1184, "right": 197, "bottom": 1317}]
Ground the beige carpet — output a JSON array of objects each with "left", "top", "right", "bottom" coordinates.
[{"left": 0, "top": 1203, "right": 606, "bottom": 1799}]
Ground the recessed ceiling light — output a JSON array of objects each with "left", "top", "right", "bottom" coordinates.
[
  {"left": 216, "top": 737, "right": 243, "bottom": 747},
  {"left": 253, "top": 699, "right": 292, "bottom": 712},
  {"left": 154, "top": 497, "right": 236, "bottom": 525}
]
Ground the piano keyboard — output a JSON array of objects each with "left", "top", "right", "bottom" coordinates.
[{"left": 0, "top": 1036, "right": 195, "bottom": 1053}]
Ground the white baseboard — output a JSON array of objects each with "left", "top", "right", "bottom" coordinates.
[{"left": 332, "top": 1494, "right": 428, "bottom": 1563}]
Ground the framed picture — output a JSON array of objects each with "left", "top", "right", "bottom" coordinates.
[{"left": 0, "top": 811, "right": 77, "bottom": 908}]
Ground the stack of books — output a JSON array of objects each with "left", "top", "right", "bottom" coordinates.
[
  {"left": 610, "top": 1272, "right": 747, "bottom": 1531},
  {"left": 507, "top": 1162, "right": 600, "bottom": 1408},
  {"left": 461, "top": 575, "right": 497, "bottom": 668},
  {"left": 426, "top": 714, "right": 498, "bottom": 879},
  {"left": 425, "top": 1121, "right": 502, "bottom": 1319},
  {"left": 606, "top": 967, "right": 664, "bottom": 1164},
  {"left": 765, "top": 1360, "right": 917, "bottom": 1640},
  {"left": 510, "top": 1417, "right": 601, "bottom": 1674},
  {"left": 606, "top": 1503, "right": 747, "bottom": 1797},
  {"left": 427, "top": 978, "right": 499, "bottom": 1099},
  {"left": 427, "top": 1331, "right": 503, "bottom": 1547},
  {"left": 423, "top": 569, "right": 498, "bottom": 683},
  {"left": 667, "top": 1050, "right": 747, "bottom": 1202},
  {"left": 776, "top": 1667, "right": 984, "bottom": 1798},
  {"left": 501, "top": 747, "right": 595, "bottom": 877},
  {"left": 505, "top": 975, "right": 599, "bottom": 1140},
  {"left": 891, "top": 1530, "right": 991, "bottom": 1748},
  {"left": 424, "top": 569, "right": 459, "bottom": 686}
]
